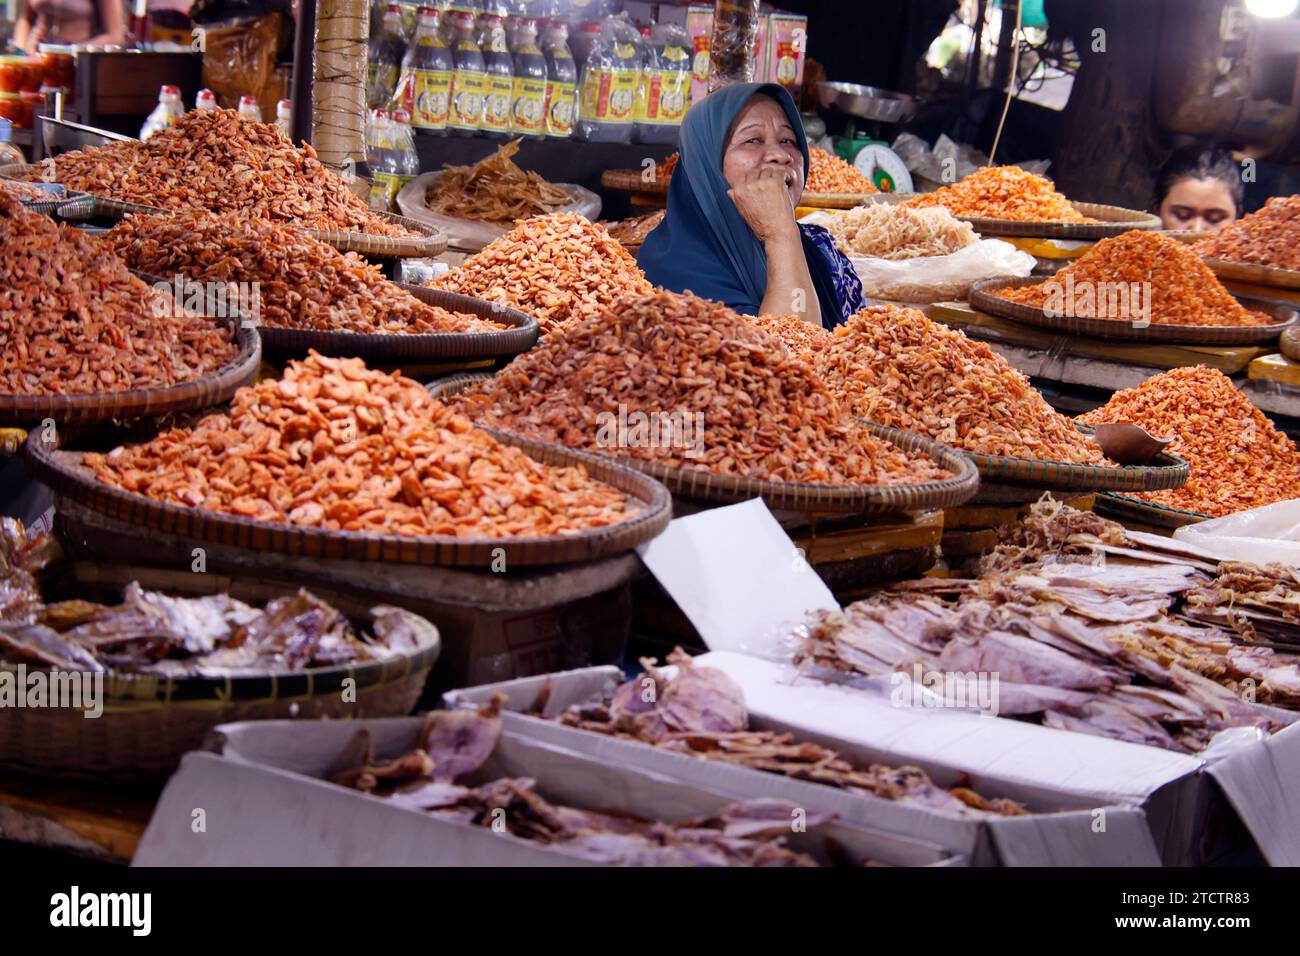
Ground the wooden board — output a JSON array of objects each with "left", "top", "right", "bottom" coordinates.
[
  {"left": 1248, "top": 353, "right": 1300, "bottom": 387},
  {"left": 929, "top": 301, "right": 1270, "bottom": 374}
]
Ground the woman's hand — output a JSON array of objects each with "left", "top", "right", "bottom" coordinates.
[{"left": 728, "top": 166, "right": 799, "bottom": 246}]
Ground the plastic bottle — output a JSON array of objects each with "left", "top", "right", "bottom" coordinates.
[
  {"left": 237, "top": 95, "right": 263, "bottom": 122},
  {"left": 140, "top": 84, "right": 183, "bottom": 140},
  {"left": 447, "top": 9, "right": 487, "bottom": 135},
  {"left": 569, "top": 19, "right": 600, "bottom": 75},
  {"left": 574, "top": 16, "right": 640, "bottom": 143},
  {"left": 477, "top": 11, "right": 514, "bottom": 139},
  {"left": 273, "top": 99, "right": 292, "bottom": 137},
  {"left": 541, "top": 19, "right": 577, "bottom": 139},
  {"left": 368, "top": 4, "right": 408, "bottom": 109},
  {"left": 368, "top": 109, "right": 400, "bottom": 211},
  {"left": 397, "top": 6, "right": 453, "bottom": 134},
  {"left": 194, "top": 88, "right": 218, "bottom": 112},
  {"left": 389, "top": 108, "right": 422, "bottom": 205},
  {"left": 0, "top": 119, "right": 24, "bottom": 167},
  {"left": 634, "top": 22, "right": 690, "bottom": 144},
  {"left": 509, "top": 18, "right": 548, "bottom": 137}
]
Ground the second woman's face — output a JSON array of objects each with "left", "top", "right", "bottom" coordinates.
[
  {"left": 722, "top": 95, "right": 804, "bottom": 208},
  {"left": 1159, "top": 178, "right": 1237, "bottom": 232}
]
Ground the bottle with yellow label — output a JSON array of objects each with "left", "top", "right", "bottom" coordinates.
[
  {"left": 510, "top": 18, "right": 549, "bottom": 138},
  {"left": 634, "top": 22, "right": 689, "bottom": 144},
  {"left": 477, "top": 12, "right": 515, "bottom": 139},
  {"left": 447, "top": 9, "right": 487, "bottom": 135},
  {"left": 368, "top": 109, "right": 401, "bottom": 212},
  {"left": 542, "top": 19, "right": 578, "bottom": 139},
  {"left": 396, "top": 6, "right": 453, "bottom": 134},
  {"left": 574, "top": 16, "right": 641, "bottom": 143}
]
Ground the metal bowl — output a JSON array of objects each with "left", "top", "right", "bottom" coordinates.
[{"left": 815, "top": 82, "right": 920, "bottom": 124}]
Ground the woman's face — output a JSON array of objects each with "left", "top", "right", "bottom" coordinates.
[
  {"left": 722, "top": 95, "right": 804, "bottom": 208},
  {"left": 1159, "top": 178, "right": 1237, "bottom": 232}
]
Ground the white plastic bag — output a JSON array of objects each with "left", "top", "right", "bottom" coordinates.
[
  {"left": 1173, "top": 498, "right": 1300, "bottom": 567},
  {"left": 396, "top": 171, "right": 602, "bottom": 251}
]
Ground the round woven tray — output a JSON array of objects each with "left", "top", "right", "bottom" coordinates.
[
  {"left": 0, "top": 162, "right": 448, "bottom": 258},
  {"left": 428, "top": 374, "right": 980, "bottom": 514},
  {"left": 1202, "top": 258, "right": 1300, "bottom": 292},
  {"left": 1282, "top": 326, "right": 1300, "bottom": 362},
  {"left": 254, "top": 286, "right": 540, "bottom": 361},
  {"left": 963, "top": 436, "right": 1189, "bottom": 493},
  {"left": 864, "top": 195, "right": 1162, "bottom": 239},
  {"left": 0, "top": 315, "right": 260, "bottom": 429},
  {"left": 0, "top": 602, "right": 441, "bottom": 782},
  {"left": 1094, "top": 492, "right": 1209, "bottom": 530},
  {"left": 600, "top": 169, "right": 880, "bottom": 210},
  {"left": 25, "top": 422, "right": 673, "bottom": 568},
  {"left": 968, "top": 276, "right": 1298, "bottom": 345}
]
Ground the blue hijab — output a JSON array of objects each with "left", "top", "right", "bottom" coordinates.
[{"left": 637, "top": 82, "right": 845, "bottom": 327}]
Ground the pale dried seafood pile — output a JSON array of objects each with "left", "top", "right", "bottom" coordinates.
[
  {"left": 103, "top": 211, "right": 502, "bottom": 335},
  {"left": 426, "top": 213, "right": 653, "bottom": 334},
  {"left": 820, "top": 204, "right": 977, "bottom": 260},
  {"left": 794, "top": 502, "right": 1300, "bottom": 753},
  {"left": 542, "top": 649, "right": 1025, "bottom": 817},
  {"left": 0, "top": 192, "right": 237, "bottom": 397},
  {"left": 812, "top": 306, "right": 1107, "bottom": 464},
  {"left": 1079, "top": 366, "right": 1300, "bottom": 516},
  {"left": 30, "top": 109, "right": 415, "bottom": 237},
  {"left": 423, "top": 139, "right": 572, "bottom": 225},
  {"left": 330, "top": 698, "right": 842, "bottom": 866},
  {"left": 84, "top": 352, "right": 636, "bottom": 538},
  {"left": 452, "top": 289, "right": 949, "bottom": 486},
  {"left": 0, "top": 578, "right": 435, "bottom": 676},
  {"left": 996, "top": 231, "right": 1275, "bottom": 328}
]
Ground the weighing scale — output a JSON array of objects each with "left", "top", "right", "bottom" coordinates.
[{"left": 814, "top": 81, "right": 919, "bottom": 193}]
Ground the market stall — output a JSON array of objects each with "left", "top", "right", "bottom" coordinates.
[{"left": 3, "top": 0, "right": 1300, "bottom": 888}]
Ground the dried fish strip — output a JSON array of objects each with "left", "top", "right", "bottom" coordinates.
[
  {"left": 820, "top": 204, "right": 975, "bottom": 260},
  {"left": 424, "top": 139, "right": 573, "bottom": 225},
  {"left": 84, "top": 352, "right": 635, "bottom": 539},
  {"left": 452, "top": 289, "right": 947, "bottom": 485}
]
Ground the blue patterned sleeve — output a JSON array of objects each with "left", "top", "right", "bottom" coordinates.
[{"left": 800, "top": 223, "right": 866, "bottom": 322}]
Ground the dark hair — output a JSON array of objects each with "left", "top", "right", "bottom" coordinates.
[{"left": 1154, "top": 145, "right": 1244, "bottom": 215}]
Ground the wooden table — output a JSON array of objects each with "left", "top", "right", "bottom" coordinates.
[{"left": 0, "top": 774, "right": 157, "bottom": 863}]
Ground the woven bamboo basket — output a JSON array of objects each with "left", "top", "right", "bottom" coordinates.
[
  {"left": 0, "top": 164, "right": 448, "bottom": 258},
  {"left": 962, "top": 426, "right": 1189, "bottom": 494},
  {"left": 237, "top": 286, "right": 540, "bottom": 362},
  {"left": 1094, "top": 492, "right": 1209, "bottom": 531},
  {"left": 861, "top": 194, "right": 1162, "bottom": 239},
  {"left": 1282, "top": 326, "right": 1300, "bottom": 363},
  {"left": 0, "top": 586, "right": 441, "bottom": 782},
  {"left": 1202, "top": 258, "right": 1300, "bottom": 293},
  {"left": 428, "top": 374, "right": 980, "bottom": 514},
  {"left": 600, "top": 168, "right": 881, "bottom": 210},
  {"left": 25, "top": 419, "right": 673, "bottom": 568},
  {"left": 969, "top": 276, "right": 1298, "bottom": 346},
  {"left": 0, "top": 315, "right": 261, "bottom": 429}
]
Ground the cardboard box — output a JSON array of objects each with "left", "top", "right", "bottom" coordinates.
[
  {"left": 692, "top": 651, "right": 1300, "bottom": 866},
  {"left": 443, "top": 666, "right": 1163, "bottom": 867},
  {"left": 130, "top": 718, "right": 960, "bottom": 866}
]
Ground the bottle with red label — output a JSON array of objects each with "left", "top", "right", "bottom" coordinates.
[
  {"left": 633, "top": 22, "right": 689, "bottom": 144},
  {"left": 574, "top": 15, "right": 640, "bottom": 143},
  {"left": 140, "top": 85, "right": 184, "bottom": 140},
  {"left": 194, "top": 88, "right": 218, "bottom": 112}
]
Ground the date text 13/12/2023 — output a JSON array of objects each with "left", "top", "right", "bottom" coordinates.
[{"left": 1122, "top": 893, "right": 1251, "bottom": 907}]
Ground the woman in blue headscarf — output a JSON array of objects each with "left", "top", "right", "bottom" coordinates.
[{"left": 637, "top": 82, "right": 864, "bottom": 330}]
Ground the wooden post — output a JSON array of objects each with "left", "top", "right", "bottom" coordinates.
[
  {"left": 289, "top": 0, "right": 316, "bottom": 146},
  {"left": 310, "top": 0, "right": 368, "bottom": 173}
]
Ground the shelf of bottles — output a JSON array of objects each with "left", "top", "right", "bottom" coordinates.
[{"left": 363, "top": 0, "right": 692, "bottom": 210}]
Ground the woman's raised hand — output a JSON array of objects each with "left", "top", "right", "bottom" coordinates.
[{"left": 727, "top": 166, "right": 800, "bottom": 246}]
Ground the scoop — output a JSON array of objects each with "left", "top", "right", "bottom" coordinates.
[{"left": 1090, "top": 423, "right": 1175, "bottom": 465}]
